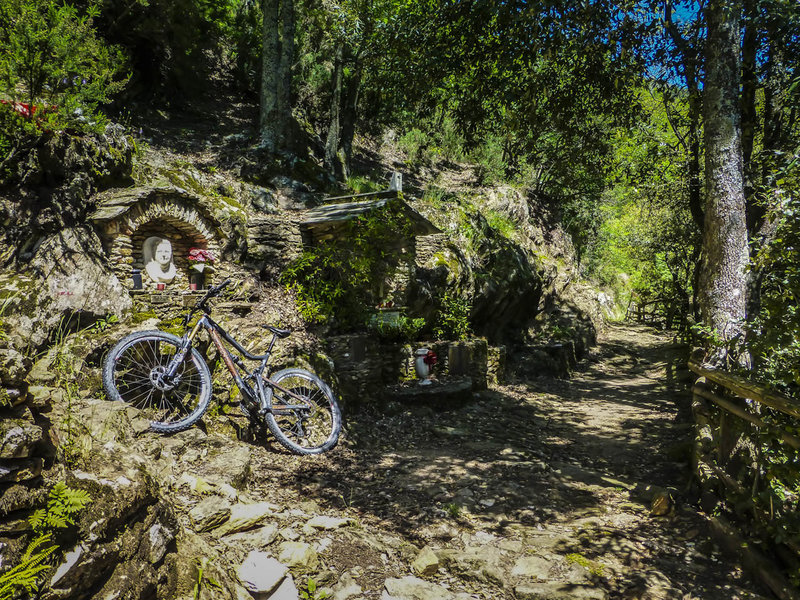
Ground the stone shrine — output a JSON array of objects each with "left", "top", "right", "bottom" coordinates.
[{"left": 90, "top": 186, "right": 224, "bottom": 291}]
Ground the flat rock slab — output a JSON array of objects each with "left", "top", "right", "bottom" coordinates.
[
  {"left": 237, "top": 551, "right": 287, "bottom": 597},
  {"left": 278, "top": 541, "right": 319, "bottom": 570},
  {"left": 514, "top": 582, "right": 608, "bottom": 600},
  {"left": 383, "top": 576, "right": 472, "bottom": 600},
  {"left": 214, "top": 501, "right": 281, "bottom": 537},
  {"left": 303, "top": 515, "right": 352, "bottom": 532},
  {"left": 384, "top": 379, "right": 473, "bottom": 409}
]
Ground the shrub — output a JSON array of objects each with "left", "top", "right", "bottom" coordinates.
[
  {"left": 0, "top": 0, "right": 128, "bottom": 132},
  {"left": 397, "top": 128, "right": 429, "bottom": 166},
  {"left": 281, "top": 202, "right": 416, "bottom": 327},
  {"left": 434, "top": 292, "right": 472, "bottom": 340}
]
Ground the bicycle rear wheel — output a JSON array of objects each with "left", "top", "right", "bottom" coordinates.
[
  {"left": 264, "top": 368, "right": 341, "bottom": 455},
  {"left": 103, "top": 330, "right": 212, "bottom": 433}
]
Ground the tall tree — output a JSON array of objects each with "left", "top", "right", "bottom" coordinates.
[
  {"left": 260, "top": 0, "right": 294, "bottom": 150},
  {"left": 698, "top": 0, "right": 750, "bottom": 362}
]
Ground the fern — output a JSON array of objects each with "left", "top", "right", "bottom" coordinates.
[
  {"left": 0, "top": 534, "right": 56, "bottom": 600},
  {"left": 29, "top": 483, "right": 91, "bottom": 534},
  {"left": 0, "top": 483, "right": 91, "bottom": 599}
]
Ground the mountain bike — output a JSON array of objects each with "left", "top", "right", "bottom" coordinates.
[{"left": 102, "top": 279, "right": 341, "bottom": 455}]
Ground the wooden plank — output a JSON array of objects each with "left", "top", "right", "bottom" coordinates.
[
  {"left": 321, "top": 190, "right": 398, "bottom": 203},
  {"left": 689, "top": 361, "right": 800, "bottom": 419},
  {"left": 692, "top": 385, "right": 800, "bottom": 449}
]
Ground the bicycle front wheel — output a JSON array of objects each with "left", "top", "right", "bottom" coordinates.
[
  {"left": 103, "top": 330, "right": 212, "bottom": 433},
  {"left": 264, "top": 368, "right": 341, "bottom": 455}
]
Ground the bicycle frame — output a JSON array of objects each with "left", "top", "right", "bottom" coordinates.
[{"left": 167, "top": 313, "right": 309, "bottom": 413}]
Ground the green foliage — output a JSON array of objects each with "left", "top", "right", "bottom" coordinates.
[
  {"left": 1, "top": 483, "right": 90, "bottom": 599},
  {"left": 369, "top": 315, "right": 425, "bottom": 342},
  {"left": 565, "top": 553, "right": 605, "bottom": 577},
  {"left": 584, "top": 88, "right": 699, "bottom": 327},
  {"left": 485, "top": 210, "right": 516, "bottom": 240},
  {"left": 0, "top": 0, "right": 128, "bottom": 130},
  {"left": 97, "top": 0, "right": 235, "bottom": 98},
  {"left": 443, "top": 502, "right": 460, "bottom": 518},
  {"left": 0, "top": 534, "right": 56, "bottom": 600},
  {"left": 397, "top": 128, "right": 429, "bottom": 166},
  {"left": 300, "top": 577, "right": 329, "bottom": 600},
  {"left": 280, "top": 201, "right": 416, "bottom": 327},
  {"left": 345, "top": 175, "right": 382, "bottom": 195},
  {"left": 749, "top": 163, "right": 800, "bottom": 397},
  {"left": 29, "top": 483, "right": 91, "bottom": 534},
  {"left": 193, "top": 558, "right": 222, "bottom": 600},
  {"left": 433, "top": 292, "right": 472, "bottom": 341},
  {"left": 471, "top": 135, "right": 507, "bottom": 184}
]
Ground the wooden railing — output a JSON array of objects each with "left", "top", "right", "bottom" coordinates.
[
  {"left": 689, "top": 360, "right": 800, "bottom": 600},
  {"left": 626, "top": 297, "right": 690, "bottom": 331}
]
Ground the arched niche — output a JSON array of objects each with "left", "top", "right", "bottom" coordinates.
[{"left": 91, "top": 187, "right": 224, "bottom": 290}]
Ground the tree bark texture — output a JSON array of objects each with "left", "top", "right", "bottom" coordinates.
[
  {"left": 740, "top": 0, "right": 759, "bottom": 233},
  {"left": 699, "top": 0, "right": 749, "bottom": 351},
  {"left": 338, "top": 58, "right": 363, "bottom": 180},
  {"left": 260, "top": 0, "right": 281, "bottom": 149},
  {"left": 278, "top": 0, "right": 295, "bottom": 127},
  {"left": 324, "top": 44, "right": 344, "bottom": 178}
]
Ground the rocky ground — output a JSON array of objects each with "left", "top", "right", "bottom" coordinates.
[{"left": 29, "top": 323, "right": 772, "bottom": 600}]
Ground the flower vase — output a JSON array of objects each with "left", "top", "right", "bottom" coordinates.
[{"left": 414, "top": 348, "right": 433, "bottom": 386}]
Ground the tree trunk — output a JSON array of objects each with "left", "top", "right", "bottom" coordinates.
[
  {"left": 338, "top": 58, "right": 363, "bottom": 180},
  {"left": 324, "top": 43, "right": 344, "bottom": 178},
  {"left": 278, "top": 0, "right": 295, "bottom": 130},
  {"left": 740, "top": 0, "right": 759, "bottom": 233},
  {"left": 259, "top": 0, "right": 281, "bottom": 150},
  {"left": 699, "top": 0, "right": 749, "bottom": 362}
]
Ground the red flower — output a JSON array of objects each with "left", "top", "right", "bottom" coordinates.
[
  {"left": 423, "top": 350, "right": 438, "bottom": 366},
  {"left": 188, "top": 248, "right": 215, "bottom": 263}
]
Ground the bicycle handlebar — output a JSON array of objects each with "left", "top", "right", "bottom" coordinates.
[{"left": 189, "top": 278, "right": 233, "bottom": 319}]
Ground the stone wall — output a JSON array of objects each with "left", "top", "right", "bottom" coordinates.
[
  {"left": 245, "top": 215, "right": 304, "bottom": 276},
  {"left": 326, "top": 335, "right": 505, "bottom": 407}
]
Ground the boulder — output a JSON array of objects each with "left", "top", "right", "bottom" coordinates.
[
  {"left": 412, "top": 546, "right": 440, "bottom": 577},
  {"left": 513, "top": 582, "right": 608, "bottom": 600},
  {"left": 2, "top": 226, "right": 131, "bottom": 350},
  {"left": 189, "top": 496, "right": 232, "bottom": 532},
  {"left": 331, "top": 573, "right": 362, "bottom": 600},
  {"left": 511, "top": 555, "right": 555, "bottom": 580},
  {"left": 383, "top": 576, "right": 471, "bottom": 600},
  {"left": 269, "top": 574, "right": 300, "bottom": 600},
  {"left": 214, "top": 501, "right": 281, "bottom": 537}
]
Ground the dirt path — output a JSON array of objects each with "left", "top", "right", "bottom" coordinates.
[{"left": 248, "top": 324, "right": 769, "bottom": 599}]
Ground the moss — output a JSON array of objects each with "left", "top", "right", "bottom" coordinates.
[
  {"left": 131, "top": 310, "right": 158, "bottom": 325},
  {"left": 565, "top": 553, "right": 605, "bottom": 577},
  {"left": 157, "top": 316, "right": 187, "bottom": 337}
]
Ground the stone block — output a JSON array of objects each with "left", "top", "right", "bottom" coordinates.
[{"left": 0, "top": 416, "right": 43, "bottom": 458}]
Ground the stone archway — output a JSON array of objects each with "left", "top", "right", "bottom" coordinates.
[{"left": 91, "top": 187, "right": 224, "bottom": 290}]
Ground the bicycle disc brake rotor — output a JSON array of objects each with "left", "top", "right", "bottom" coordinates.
[{"left": 149, "top": 366, "right": 179, "bottom": 391}]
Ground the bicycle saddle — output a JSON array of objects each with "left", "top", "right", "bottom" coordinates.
[{"left": 263, "top": 325, "right": 291, "bottom": 338}]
